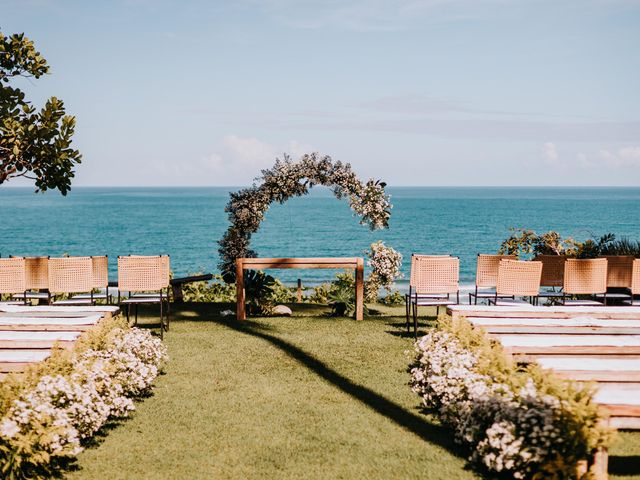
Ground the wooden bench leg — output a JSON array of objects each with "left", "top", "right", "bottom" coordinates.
[
  {"left": 355, "top": 258, "right": 364, "bottom": 321},
  {"left": 591, "top": 447, "right": 608, "bottom": 480},
  {"left": 236, "top": 259, "right": 246, "bottom": 320}
]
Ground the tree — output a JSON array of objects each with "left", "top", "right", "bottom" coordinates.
[{"left": 0, "top": 31, "right": 81, "bottom": 195}]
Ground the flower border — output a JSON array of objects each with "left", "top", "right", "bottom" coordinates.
[{"left": 0, "top": 317, "right": 168, "bottom": 479}]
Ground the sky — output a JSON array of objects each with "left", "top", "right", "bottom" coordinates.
[{"left": 3, "top": 0, "right": 640, "bottom": 187}]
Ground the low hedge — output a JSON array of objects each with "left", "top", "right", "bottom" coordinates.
[
  {"left": 0, "top": 316, "right": 168, "bottom": 479},
  {"left": 409, "top": 317, "right": 611, "bottom": 479}
]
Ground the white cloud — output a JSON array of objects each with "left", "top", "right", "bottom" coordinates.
[
  {"left": 598, "top": 146, "right": 640, "bottom": 167},
  {"left": 542, "top": 142, "right": 559, "bottom": 165},
  {"left": 572, "top": 146, "right": 640, "bottom": 170},
  {"left": 201, "top": 135, "right": 317, "bottom": 185},
  {"left": 222, "top": 134, "right": 278, "bottom": 168}
]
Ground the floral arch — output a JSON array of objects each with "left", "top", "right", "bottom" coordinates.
[{"left": 218, "top": 153, "right": 392, "bottom": 279}]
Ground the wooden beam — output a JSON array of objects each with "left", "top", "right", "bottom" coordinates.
[
  {"left": 552, "top": 371, "right": 640, "bottom": 382},
  {"left": 236, "top": 259, "right": 246, "bottom": 321},
  {"left": 448, "top": 305, "right": 640, "bottom": 320},
  {"left": 479, "top": 325, "right": 640, "bottom": 335},
  {"left": 355, "top": 257, "right": 364, "bottom": 321},
  {"left": 241, "top": 257, "right": 359, "bottom": 265},
  {"left": 508, "top": 346, "right": 640, "bottom": 355}
]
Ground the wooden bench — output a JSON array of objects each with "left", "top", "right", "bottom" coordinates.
[
  {"left": 0, "top": 305, "right": 119, "bottom": 374},
  {"left": 109, "top": 274, "right": 214, "bottom": 303},
  {"left": 235, "top": 257, "right": 364, "bottom": 320},
  {"left": 447, "top": 304, "right": 640, "bottom": 479}
]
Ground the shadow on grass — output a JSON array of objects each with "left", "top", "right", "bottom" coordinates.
[
  {"left": 209, "top": 315, "right": 466, "bottom": 459},
  {"left": 609, "top": 455, "right": 640, "bottom": 476},
  {"left": 385, "top": 317, "right": 438, "bottom": 339}
]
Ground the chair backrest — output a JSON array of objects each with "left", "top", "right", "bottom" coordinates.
[
  {"left": 631, "top": 259, "right": 640, "bottom": 296},
  {"left": 91, "top": 256, "right": 109, "bottom": 289},
  {"left": 475, "top": 254, "right": 517, "bottom": 288},
  {"left": 0, "top": 257, "right": 26, "bottom": 295},
  {"left": 409, "top": 255, "right": 459, "bottom": 294},
  {"left": 48, "top": 257, "right": 93, "bottom": 294},
  {"left": 563, "top": 258, "right": 608, "bottom": 295},
  {"left": 496, "top": 259, "right": 542, "bottom": 297},
  {"left": 600, "top": 255, "right": 634, "bottom": 288},
  {"left": 118, "top": 255, "right": 170, "bottom": 292},
  {"left": 25, "top": 256, "right": 49, "bottom": 290},
  {"left": 534, "top": 255, "right": 566, "bottom": 287}
]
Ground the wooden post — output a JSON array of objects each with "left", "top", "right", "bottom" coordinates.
[
  {"left": 236, "top": 259, "right": 246, "bottom": 320},
  {"left": 355, "top": 257, "right": 364, "bottom": 321},
  {"left": 591, "top": 447, "right": 608, "bottom": 480},
  {"left": 297, "top": 279, "right": 302, "bottom": 303}
]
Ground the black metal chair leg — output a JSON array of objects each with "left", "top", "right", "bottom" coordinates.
[
  {"left": 405, "top": 296, "right": 410, "bottom": 333},
  {"left": 159, "top": 298, "right": 164, "bottom": 340},
  {"left": 413, "top": 302, "right": 418, "bottom": 339},
  {"left": 134, "top": 304, "right": 138, "bottom": 326},
  {"left": 165, "top": 297, "right": 171, "bottom": 332}
]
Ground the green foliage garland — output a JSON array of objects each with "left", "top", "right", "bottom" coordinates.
[{"left": 218, "top": 153, "right": 392, "bottom": 279}]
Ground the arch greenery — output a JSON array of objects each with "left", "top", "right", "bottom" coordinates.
[{"left": 218, "top": 153, "right": 392, "bottom": 280}]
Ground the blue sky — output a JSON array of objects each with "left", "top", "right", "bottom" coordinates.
[{"left": 4, "top": 0, "right": 640, "bottom": 186}]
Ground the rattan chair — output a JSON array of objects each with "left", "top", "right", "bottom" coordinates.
[
  {"left": 118, "top": 255, "right": 170, "bottom": 338},
  {"left": 623, "top": 259, "right": 640, "bottom": 306},
  {"left": 594, "top": 255, "right": 634, "bottom": 304},
  {"left": 403, "top": 254, "right": 452, "bottom": 313},
  {"left": 70, "top": 256, "right": 111, "bottom": 304},
  {"left": 48, "top": 257, "right": 96, "bottom": 305},
  {"left": 489, "top": 259, "right": 542, "bottom": 306},
  {"left": 562, "top": 258, "right": 608, "bottom": 305},
  {"left": 468, "top": 254, "right": 517, "bottom": 304},
  {"left": 534, "top": 255, "right": 566, "bottom": 303},
  {"left": 0, "top": 257, "right": 27, "bottom": 305},
  {"left": 12, "top": 256, "right": 50, "bottom": 304},
  {"left": 406, "top": 255, "right": 459, "bottom": 338}
]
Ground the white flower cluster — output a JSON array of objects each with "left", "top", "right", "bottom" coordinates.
[
  {"left": 365, "top": 241, "right": 402, "bottom": 301},
  {"left": 410, "top": 330, "right": 568, "bottom": 479},
  {"left": 0, "top": 328, "right": 167, "bottom": 465}
]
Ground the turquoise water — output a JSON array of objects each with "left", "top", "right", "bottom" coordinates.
[{"left": 1, "top": 187, "right": 639, "bottom": 287}]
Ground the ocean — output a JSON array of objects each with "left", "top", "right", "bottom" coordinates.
[{"left": 1, "top": 186, "right": 639, "bottom": 290}]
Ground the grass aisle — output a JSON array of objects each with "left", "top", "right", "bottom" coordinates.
[{"left": 68, "top": 304, "right": 640, "bottom": 479}]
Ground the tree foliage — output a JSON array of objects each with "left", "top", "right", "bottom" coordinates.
[
  {"left": 499, "top": 228, "right": 639, "bottom": 259},
  {"left": 0, "top": 31, "right": 81, "bottom": 194}
]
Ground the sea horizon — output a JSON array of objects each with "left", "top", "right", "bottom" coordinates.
[{"left": 2, "top": 185, "right": 639, "bottom": 287}]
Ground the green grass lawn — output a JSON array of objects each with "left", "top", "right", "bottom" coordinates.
[{"left": 67, "top": 303, "right": 640, "bottom": 479}]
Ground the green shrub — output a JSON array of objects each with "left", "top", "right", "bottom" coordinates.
[
  {"left": 181, "top": 273, "right": 236, "bottom": 303},
  {"left": 0, "top": 316, "right": 167, "bottom": 479},
  {"left": 267, "top": 279, "right": 297, "bottom": 305},
  {"left": 379, "top": 290, "right": 405, "bottom": 306},
  {"left": 499, "top": 229, "right": 639, "bottom": 259},
  {"left": 410, "top": 316, "right": 611, "bottom": 479}
]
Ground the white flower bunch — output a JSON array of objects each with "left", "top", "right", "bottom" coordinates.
[
  {"left": 410, "top": 329, "right": 584, "bottom": 478},
  {"left": 410, "top": 331, "right": 488, "bottom": 425},
  {"left": 365, "top": 241, "right": 403, "bottom": 301},
  {"left": 0, "top": 385, "right": 82, "bottom": 458},
  {"left": 81, "top": 328, "right": 167, "bottom": 397},
  {"left": 0, "top": 326, "right": 168, "bottom": 471}
]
